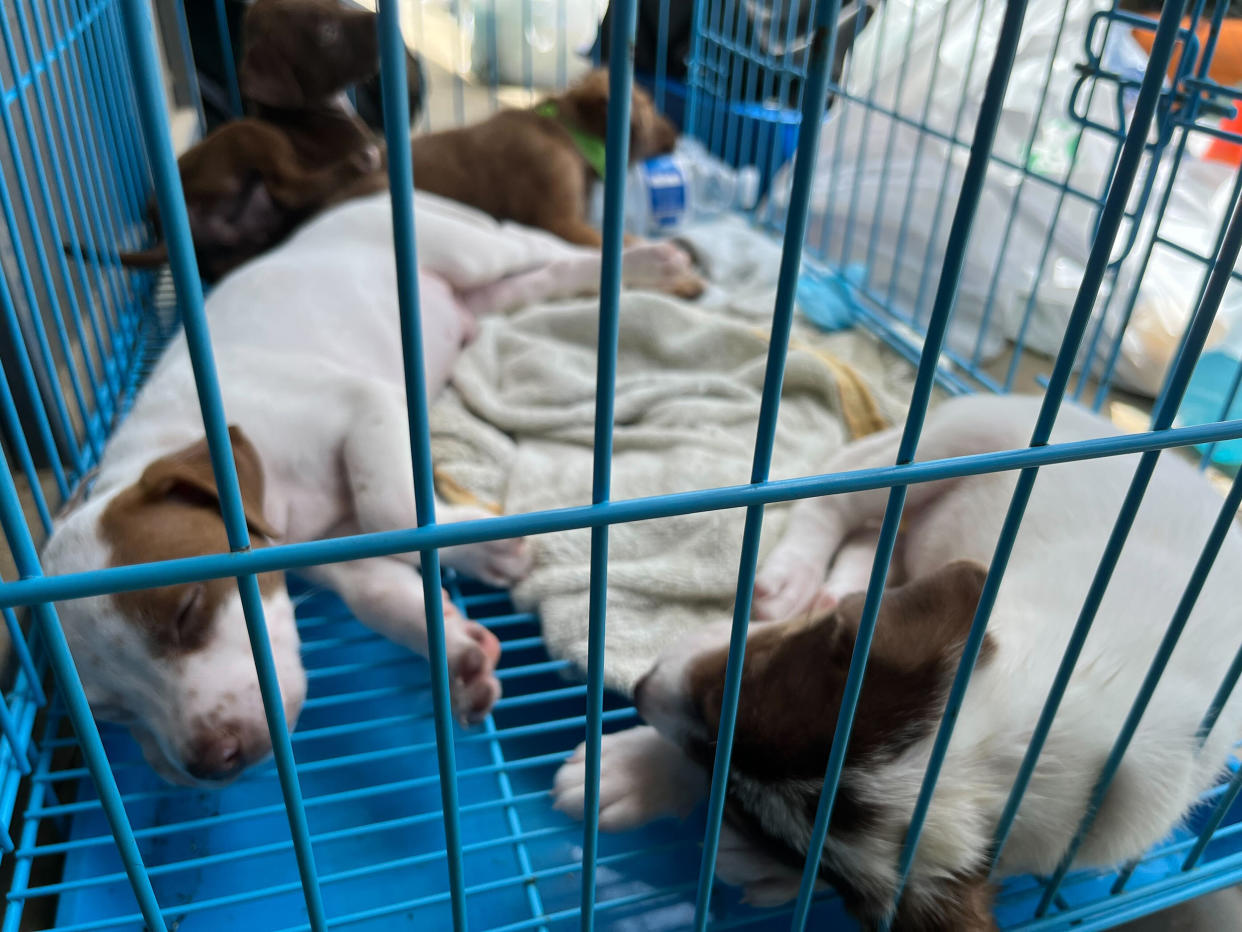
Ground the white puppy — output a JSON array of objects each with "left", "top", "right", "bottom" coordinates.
[
  {"left": 554, "top": 393, "right": 1242, "bottom": 929},
  {"left": 41, "top": 191, "right": 700, "bottom": 785}
]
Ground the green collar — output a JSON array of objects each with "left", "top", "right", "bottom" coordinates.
[{"left": 535, "top": 101, "right": 608, "bottom": 179}]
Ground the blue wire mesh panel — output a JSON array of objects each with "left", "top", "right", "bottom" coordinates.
[
  {"left": 4, "top": 0, "right": 1242, "bottom": 930},
  {"left": 0, "top": 0, "right": 157, "bottom": 884},
  {"left": 7, "top": 577, "right": 837, "bottom": 931},
  {"left": 714, "top": 1, "right": 1242, "bottom": 416},
  {"left": 9, "top": 572, "right": 1242, "bottom": 931}
]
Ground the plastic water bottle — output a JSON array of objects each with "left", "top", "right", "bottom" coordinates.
[
  {"left": 588, "top": 138, "right": 761, "bottom": 236},
  {"left": 1179, "top": 294, "right": 1242, "bottom": 468}
]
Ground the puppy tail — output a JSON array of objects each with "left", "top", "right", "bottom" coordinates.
[
  {"left": 116, "top": 243, "right": 170, "bottom": 269},
  {"left": 62, "top": 241, "right": 170, "bottom": 269}
]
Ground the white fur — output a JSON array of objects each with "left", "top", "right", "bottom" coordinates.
[
  {"left": 552, "top": 726, "right": 708, "bottom": 831},
  {"left": 43, "top": 191, "right": 698, "bottom": 783},
  {"left": 556, "top": 394, "right": 1242, "bottom": 912}
]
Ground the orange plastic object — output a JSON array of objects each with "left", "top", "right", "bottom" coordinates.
[
  {"left": 1130, "top": 17, "right": 1242, "bottom": 166},
  {"left": 1206, "top": 105, "right": 1242, "bottom": 165},
  {"left": 1130, "top": 18, "right": 1242, "bottom": 86}
]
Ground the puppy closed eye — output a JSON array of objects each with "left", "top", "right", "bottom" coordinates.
[{"left": 174, "top": 584, "right": 207, "bottom": 646}]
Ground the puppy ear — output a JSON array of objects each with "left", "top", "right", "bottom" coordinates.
[
  {"left": 239, "top": 45, "right": 303, "bottom": 108},
  {"left": 139, "top": 426, "right": 278, "bottom": 540},
  {"left": 629, "top": 87, "right": 678, "bottom": 160},
  {"left": 560, "top": 70, "right": 611, "bottom": 140},
  {"left": 56, "top": 465, "right": 100, "bottom": 520},
  {"left": 836, "top": 560, "right": 992, "bottom": 673},
  {"left": 648, "top": 110, "right": 679, "bottom": 156}
]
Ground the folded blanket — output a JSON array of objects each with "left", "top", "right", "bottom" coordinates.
[{"left": 431, "top": 286, "right": 909, "bottom": 694}]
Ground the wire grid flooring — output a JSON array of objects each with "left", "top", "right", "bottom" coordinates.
[{"left": 0, "top": 566, "right": 1236, "bottom": 931}]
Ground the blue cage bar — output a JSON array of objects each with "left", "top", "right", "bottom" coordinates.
[{"left": 2, "top": 0, "right": 1242, "bottom": 930}]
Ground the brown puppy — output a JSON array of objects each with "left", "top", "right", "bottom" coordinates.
[
  {"left": 410, "top": 70, "right": 679, "bottom": 248},
  {"left": 117, "top": 0, "right": 388, "bottom": 283},
  {"left": 239, "top": 0, "right": 393, "bottom": 177}
]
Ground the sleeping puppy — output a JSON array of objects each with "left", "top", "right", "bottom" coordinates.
[
  {"left": 238, "top": 0, "right": 402, "bottom": 176},
  {"left": 411, "top": 70, "right": 680, "bottom": 249},
  {"left": 117, "top": 120, "right": 381, "bottom": 283},
  {"left": 42, "top": 191, "right": 702, "bottom": 786},
  {"left": 554, "top": 394, "right": 1242, "bottom": 929},
  {"left": 117, "top": 0, "right": 390, "bottom": 283}
]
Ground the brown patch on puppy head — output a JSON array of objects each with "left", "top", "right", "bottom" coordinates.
[
  {"left": 240, "top": 0, "right": 379, "bottom": 108},
  {"left": 101, "top": 427, "right": 282, "bottom": 656},
  {"left": 682, "top": 561, "right": 993, "bottom": 926},
  {"left": 687, "top": 560, "right": 992, "bottom": 782},
  {"left": 836, "top": 560, "right": 995, "bottom": 674},
  {"left": 553, "top": 70, "right": 678, "bottom": 166}
]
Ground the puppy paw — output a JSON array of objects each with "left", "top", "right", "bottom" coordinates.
[
  {"left": 717, "top": 823, "right": 821, "bottom": 906},
  {"left": 443, "top": 536, "right": 532, "bottom": 587},
  {"left": 671, "top": 273, "right": 707, "bottom": 300},
  {"left": 620, "top": 241, "right": 698, "bottom": 293},
  {"left": 552, "top": 726, "right": 706, "bottom": 831},
  {"left": 752, "top": 552, "right": 824, "bottom": 621},
  {"left": 446, "top": 612, "right": 502, "bottom": 725},
  {"left": 439, "top": 505, "right": 534, "bottom": 586}
]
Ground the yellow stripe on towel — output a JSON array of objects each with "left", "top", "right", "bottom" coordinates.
[
  {"left": 433, "top": 336, "right": 890, "bottom": 519},
  {"left": 433, "top": 467, "right": 503, "bottom": 515},
  {"left": 750, "top": 327, "right": 891, "bottom": 439}
]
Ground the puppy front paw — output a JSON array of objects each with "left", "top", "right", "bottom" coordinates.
[
  {"left": 752, "top": 552, "right": 824, "bottom": 621},
  {"left": 717, "top": 823, "right": 825, "bottom": 906},
  {"left": 446, "top": 613, "right": 502, "bottom": 725},
  {"left": 671, "top": 273, "right": 706, "bottom": 300},
  {"left": 620, "top": 241, "right": 699, "bottom": 294},
  {"left": 443, "top": 536, "right": 532, "bottom": 587},
  {"left": 439, "top": 505, "right": 533, "bottom": 586},
  {"left": 552, "top": 726, "right": 706, "bottom": 831}
]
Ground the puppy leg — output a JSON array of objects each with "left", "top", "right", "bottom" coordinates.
[
  {"left": 434, "top": 503, "right": 533, "bottom": 585},
  {"left": 552, "top": 725, "right": 708, "bottom": 830},
  {"left": 753, "top": 419, "right": 969, "bottom": 621},
  {"left": 302, "top": 557, "right": 501, "bottom": 724},
  {"left": 816, "top": 527, "right": 885, "bottom": 611},
  {"left": 235, "top": 125, "right": 378, "bottom": 211},
  {"left": 342, "top": 389, "right": 531, "bottom": 587},
  {"left": 263, "top": 153, "right": 378, "bottom": 211},
  {"left": 542, "top": 217, "right": 604, "bottom": 248},
  {"left": 716, "top": 823, "right": 829, "bottom": 907},
  {"left": 462, "top": 241, "right": 704, "bottom": 316}
]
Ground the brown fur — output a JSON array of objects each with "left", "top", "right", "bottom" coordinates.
[
  {"left": 116, "top": 0, "right": 388, "bottom": 283},
  {"left": 682, "top": 560, "right": 996, "bottom": 930},
  {"left": 240, "top": 0, "right": 389, "bottom": 171},
  {"left": 101, "top": 427, "right": 281, "bottom": 656},
  {"left": 410, "top": 70, "right": 679, "bottom": 248}
]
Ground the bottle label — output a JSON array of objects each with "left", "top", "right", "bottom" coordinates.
[{"left": 642, "top": 156, "right": 687, "bottom": 232}]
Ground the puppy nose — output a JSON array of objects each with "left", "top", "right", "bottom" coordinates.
[{"left": 186, "top": 731, "right": 247, "bottom": 782}]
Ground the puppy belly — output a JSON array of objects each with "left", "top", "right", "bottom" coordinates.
[{"left": 416, "top": 271, "right": 469, "bottom": 396}]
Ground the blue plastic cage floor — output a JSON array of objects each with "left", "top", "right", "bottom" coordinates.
[{"left": 7, "top": 573, "right": 1242, "bottom": 931}]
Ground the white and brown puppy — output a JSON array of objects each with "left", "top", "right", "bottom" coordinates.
[
  {"left": 42, "top": 190, "right": 701, "bottom": 786},
  {"left": 554, "top": 394, "right": 1242, "bottom": 930}
]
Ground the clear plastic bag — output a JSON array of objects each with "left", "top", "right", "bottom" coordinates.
[
  {"left": 769, "top": 0, "right": 1241, "bottom": 396},
  {"left": 466, "top": 0, "right": 604, "bottom": 89}
]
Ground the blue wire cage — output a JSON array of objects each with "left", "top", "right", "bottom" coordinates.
[{"left": 3, "top": 0, "right": 1242, "bottom": 929}]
